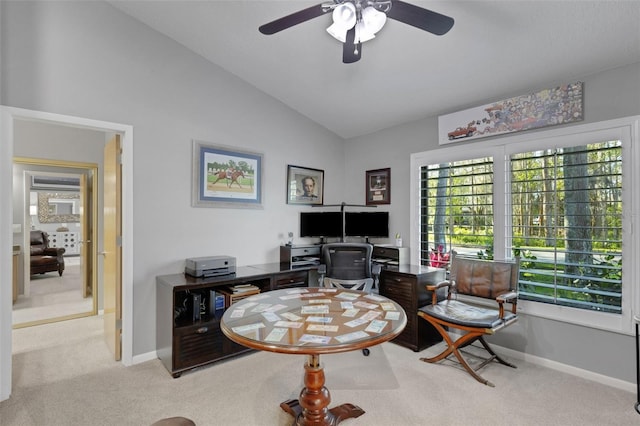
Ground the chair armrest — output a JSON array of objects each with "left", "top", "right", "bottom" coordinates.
[
  {"left": 426, "top": 280, "right": 453, "bottom": 304},
  {"left": 371, "top": 263, "right": 382, "bottom": 292},
  {"left": 425, "top": 280, "right": 452, "bottom": 291},
  {"left": 43, "top": 247, "right": 65, "bottom": 257},
  {"left": 496, "top": 291, "right": 517, "bottom": 303},
  {"left": 372, "top": 263, "right": 382, "bottom": 276},
  {"left": 317, "top": 264, "right": 326, "bottom": 287},
  {"left": 496, "top": 291, "right": 518, "bottom": 317}
]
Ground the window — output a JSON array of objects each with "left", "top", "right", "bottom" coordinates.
[
  {"left": 410, "top": 117, "right": 638, "bottom": 334},
  {"left": 421, "top": 158, "right": 494, "bottom": 259},
  {"left": 510, "top": 142, "right": 622, "bottom": 314}
]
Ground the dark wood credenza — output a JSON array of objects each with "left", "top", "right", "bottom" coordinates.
[
  {"left": 156, "top": 263, "right": 310, "bottom": 377},
  {"left": 379, "top": 265, "right": 446, "bottom": 352}
]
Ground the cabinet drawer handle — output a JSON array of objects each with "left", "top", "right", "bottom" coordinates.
[{"left": 195, "top": 327, "right": 209, "bottom": 334}]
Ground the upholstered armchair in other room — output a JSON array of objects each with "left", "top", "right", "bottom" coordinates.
[{"left": 30, "top": 230, "right": 65, "bottom": 276}]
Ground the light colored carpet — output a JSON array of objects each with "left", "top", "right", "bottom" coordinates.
[
  {"left": 1, "top": 315, "right": 638, "bottom": 425},
  {"left": 323, "top": 345, "right": 399, "bottom": 390},
  {"left": 12, "top": 257, "right": 92, "bottom": 326}
]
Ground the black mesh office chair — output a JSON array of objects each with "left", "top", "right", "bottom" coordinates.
[{"left": 317, "top": 243, "right": 381, "bottom": 356}]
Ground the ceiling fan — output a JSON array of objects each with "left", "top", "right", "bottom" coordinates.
[{"left": 259, "top": 0, "right": 454, "bottom": 64}]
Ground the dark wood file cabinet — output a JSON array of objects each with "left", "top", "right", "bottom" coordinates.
[{"left": 379, "top": 265, "right": 446, "bottom": 352}]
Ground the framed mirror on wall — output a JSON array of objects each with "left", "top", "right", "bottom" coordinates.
[{"left": 37, "top": 192, "right": 80, "bottom": 223}]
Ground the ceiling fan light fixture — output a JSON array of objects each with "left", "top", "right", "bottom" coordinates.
[
  {"left": 258, "top": 0, "right": 454, "bottom": 64},
  {"left": 327, "top": 2, "right": 357, "bottom": 42},
  {"left": 361, "top": 6, "right": 386, "bottom": 34},
  {"left": 332, "top": 2, "right": 357, "bottom": 28},
  {"left": 354, "top": 21, "right": 375, "bottom": 43},
  {"left": 326, "top": 23, "right": 348, "bottom": 43}
]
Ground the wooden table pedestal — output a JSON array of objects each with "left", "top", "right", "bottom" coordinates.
[{"left": 280, "top": 354, "right": 365, "bottom": 426}]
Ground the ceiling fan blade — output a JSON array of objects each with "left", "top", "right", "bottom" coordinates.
[
  {"left": 259, "top": 3, "right": 331, "bottom": 35},
  {"left": 343, "top": 27, "right": 362, "bottom": 63},
  {"left": 386, "top": 0, "right": 454, "bottom": 36}
]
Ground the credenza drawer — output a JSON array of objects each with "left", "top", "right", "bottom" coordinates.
[
  {"left": 290, "top": 246, "right": 320, "bottom": 257},
  {"left": 275, "top": 271, "right": 309, "bottom": 289},
  {"left": 173, "top": 321, "right": 224, "bottom": 370},
  {"left": 379, "top": 278, "right": 413, "bottom": 307}
]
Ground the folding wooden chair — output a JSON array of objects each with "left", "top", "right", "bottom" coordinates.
[{"left": 417, "top": 253, "right": 520, "bottom": 387}]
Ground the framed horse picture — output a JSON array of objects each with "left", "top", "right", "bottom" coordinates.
[{"left": 192, "top": 140, "right": 263, "bottom": 208}]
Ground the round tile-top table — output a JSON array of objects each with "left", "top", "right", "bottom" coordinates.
[{"left": 221, "top": 287, "right": 407, "bottom": 426}]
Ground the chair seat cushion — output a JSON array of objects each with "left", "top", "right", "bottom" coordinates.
[{"left": 419, "top": 300, "right": 516, "bottom": 329}]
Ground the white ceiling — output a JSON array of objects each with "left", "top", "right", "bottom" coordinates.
[{"left": 108, "top": 1, "right": 640, "bottom": 139}]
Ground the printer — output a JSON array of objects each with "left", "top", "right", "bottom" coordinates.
[{"left": 185, "top": 256, "right": 236, "bottom": 278}]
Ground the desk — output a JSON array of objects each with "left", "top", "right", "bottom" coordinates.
[{"left": 220, "top": 287, "right": 407, "bottom": 426}]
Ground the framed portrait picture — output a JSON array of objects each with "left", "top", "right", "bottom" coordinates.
[
  {"left": 366, "top": 168, "right": 390, "bottom": 205},
  {"left": 192, "top": 140, "right": 263, "bottom": 208},
  {"left": 286, "top": 165, "right": 324, "bottom": 205}
]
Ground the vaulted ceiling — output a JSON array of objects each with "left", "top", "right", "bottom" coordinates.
[{"left": 109, "top": 1, "right": 640, "bottom": 139}]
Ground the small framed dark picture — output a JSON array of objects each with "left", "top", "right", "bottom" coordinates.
[
  {"left": 286, "top": 165, "right": 324, "bottom": 205},
  {"left": 366, "top": 168, "right": 390, "bottom": 205}
]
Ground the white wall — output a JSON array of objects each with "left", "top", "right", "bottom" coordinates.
[
  {"left": 1, "top": 0, "right": 345, "bottom": 361},
  {"left": 343, "top": 62, "right": 640, "bottom": 384}
]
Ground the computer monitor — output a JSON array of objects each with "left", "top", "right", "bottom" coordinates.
[
  {"left": 299, "top": 212, "right": 343, "bottom": 238},
  {"left": 344, "top": 212, "right": 389, "bottom": 238}
]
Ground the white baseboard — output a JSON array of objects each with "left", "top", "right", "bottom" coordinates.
[
  {"left": 130, "top": 344, "right": 636, "bottom": 394},
  {"left": 442, "top": 330, "right": 636, "bottom": 393},
  {"left": 494, "top": 344, "right": 636, "bottom": 393},
  {"left": 132, "top": 350, "right": 158, "bottom": 365}
]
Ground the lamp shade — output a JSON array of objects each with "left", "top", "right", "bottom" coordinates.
[
  {"left": 361, "top": 6, "right": 386, "bottom": 34},
  {"left": 333, "top": 2, "right": 357, "bottom": 28},
  {"left": 327, "top": 2, "right": 357, "bottom": 42}
]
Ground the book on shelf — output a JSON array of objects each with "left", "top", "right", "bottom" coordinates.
[
  {"left": 220, "top": 286, "right": 261, "bottom": 306},
  {"left": 230, "top": 284, "right": 260, "bottom": 293},
  {"left": 208, "top": 290, "right": 226, "bottom": 314}
]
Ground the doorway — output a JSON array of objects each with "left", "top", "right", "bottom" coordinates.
[
  {"left": 0, "top": 107, "right": 134, "bottom": 402},
  {"left": 12, "top": 161, "right": 98, "bottom": 328}
]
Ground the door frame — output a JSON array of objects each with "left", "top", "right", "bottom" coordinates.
[
  {"left": 0, "top": 106, "right": 134, "bottom": 401},
  {"left": 15, "top": 161, "right": 98, "bottom": 325}
]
